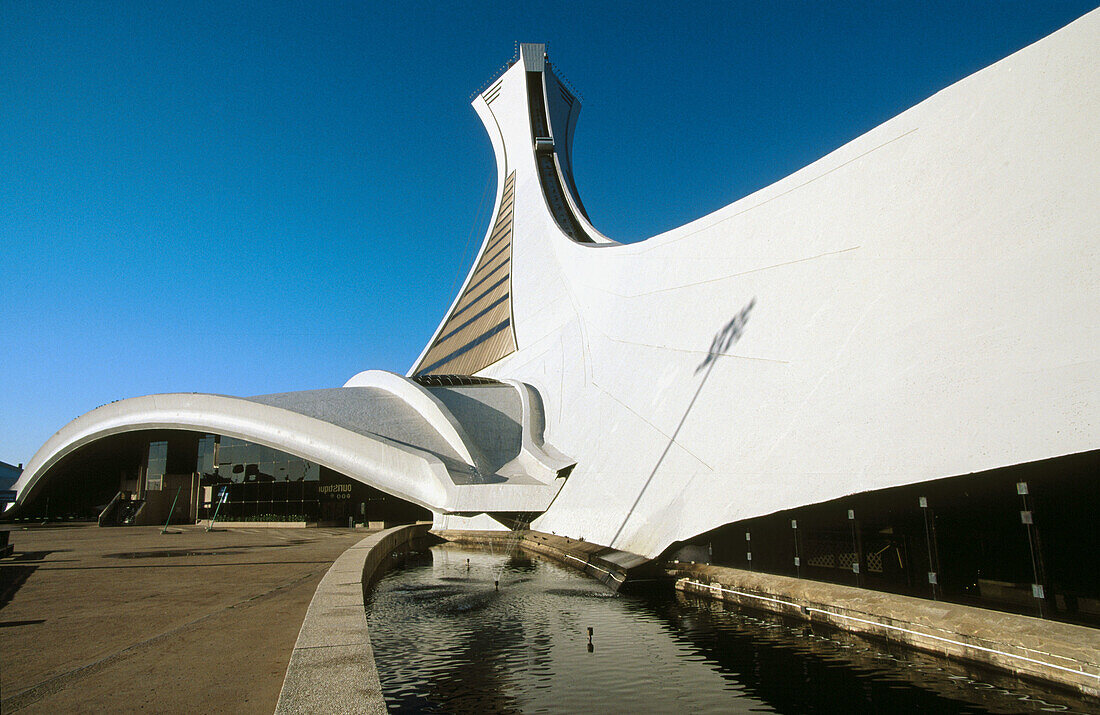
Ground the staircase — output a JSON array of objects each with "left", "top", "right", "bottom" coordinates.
[{"left": 98, "top": 491, "right": 146, "bottom": 527}]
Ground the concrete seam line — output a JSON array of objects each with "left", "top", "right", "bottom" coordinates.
[
  {"left": 635, "top": 127, "right": 919, "bottom": 254},
  {"left": 680, "top": 579, "right": 1100, "bottom": 682},
  {"left": 563, "top": 553, "right": 624, "bottom": 582}
]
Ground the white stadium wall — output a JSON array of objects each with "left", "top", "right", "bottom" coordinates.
[
  {"left": 11, "top": 10, "right": 1099, "bottom": 565},
  {"left": 433, "top": 12, "right": 1099, "bottom": 557}
]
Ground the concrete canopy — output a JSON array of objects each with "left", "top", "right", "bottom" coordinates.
[{"left": 13, "top": 371, "right": 572, "bottom": 516}]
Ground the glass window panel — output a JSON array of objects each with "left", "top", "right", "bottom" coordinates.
[
  {"left": 149, "top": 441, "right": 168, "bottom": 462},
  {"left": 234, "top": 444, "right": 251, "bottom": 464},
  {"left": 217, "top": 444, "right": 235, "bottom": 467},
  {"left": 196, "top": 436, "right": 216, "bottom": 475}
]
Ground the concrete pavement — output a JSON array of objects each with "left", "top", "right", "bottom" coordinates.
[{"left": 0, "top": 523, "right": 366, "bottom": 713}]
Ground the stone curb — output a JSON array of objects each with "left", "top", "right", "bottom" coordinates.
[{"left": 274, "top": 523, "right": 431, "bottom": 714}]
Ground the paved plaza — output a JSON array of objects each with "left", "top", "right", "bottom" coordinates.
[{"left": 0, "top": 524, "right": 365, "bottom": 713}]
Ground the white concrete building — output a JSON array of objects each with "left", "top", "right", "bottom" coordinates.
[
  {"left": 10, "top": 11, "right": 1099, "bottom": 613},
  {"left": 423, "top": 17, "right": 1098, "bottom": 556}
]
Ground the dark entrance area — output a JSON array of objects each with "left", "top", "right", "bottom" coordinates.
[
  {"left": 8, "top": 430, "right": 431, "bottom": 529},
  {"left": 9, "top": 431, "right": 158, "bottom": 523},
  {"left": 668, "top": 450, "right": 1100, "bottom": 627}
]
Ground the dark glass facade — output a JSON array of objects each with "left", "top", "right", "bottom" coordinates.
[
  {"left": 196, "top": 434, "right": 430, "bottom": 525},
  {"left": 674, "top": 450, "right": 1100, "bottom": 627},
  {"left": 197, "top": 435, "right": 321, "bottom": 521}
]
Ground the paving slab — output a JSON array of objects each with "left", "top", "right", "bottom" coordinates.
[{"left": 0, "top": 523, "right": 365, "bottom": 713}]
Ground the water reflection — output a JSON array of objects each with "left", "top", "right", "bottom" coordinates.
[{"left": 366, "top": 544, "right": 1091, "bottom": 714}]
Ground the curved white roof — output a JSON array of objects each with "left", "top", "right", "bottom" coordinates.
[{"left": 13, "top": 372, "right": 573, "bottom": 516}]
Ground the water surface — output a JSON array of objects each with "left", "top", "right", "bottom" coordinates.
[{"left": 366, "top": 543, "right": 1091, "bottom": 714}]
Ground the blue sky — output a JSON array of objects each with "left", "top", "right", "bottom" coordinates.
[{"left": 2, "top": 1, "right": 1095, "bottom": 465}]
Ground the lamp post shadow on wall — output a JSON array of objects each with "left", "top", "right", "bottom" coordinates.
[{"left": 611, "top": 299, "right": 756, "bottom": 549}]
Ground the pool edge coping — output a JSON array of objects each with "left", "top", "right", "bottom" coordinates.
[
  {"left": 274, "top": 522, "right": 431, "bottom": 714},
  {"left": 671, "top": 565, "right": 1100, "bottom": 700}
]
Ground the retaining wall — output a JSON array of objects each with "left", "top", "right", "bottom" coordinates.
[
  {"left": 672, "top": 563, "right": 1100, "bottom": 698},
  {"left": 432, "top": 529, "right": 649, "bottom": 590}
]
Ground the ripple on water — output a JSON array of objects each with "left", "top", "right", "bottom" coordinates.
[{"left": 366, "top": 544, "right": 1094, "bottom": 715}]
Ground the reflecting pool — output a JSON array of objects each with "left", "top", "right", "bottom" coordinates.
[{"left": 365, "top": 543, "right": 1092, "bottom": 714}]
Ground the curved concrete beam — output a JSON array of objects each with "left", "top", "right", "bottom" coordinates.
[
  {"left": 500, "top": 379, "right": 576, "bottom": 483},
  {"left": 13, "top": 390, "right": 567, "bottom": 517},
  {"left": 341, "top": 370, "right": 486, "bottom": 470},
  {"left": 548, "top": 151, "right": 617, "bottom": 246},
  {"left": 12, "top": 393, "right": 451, "bottom": 512}
]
